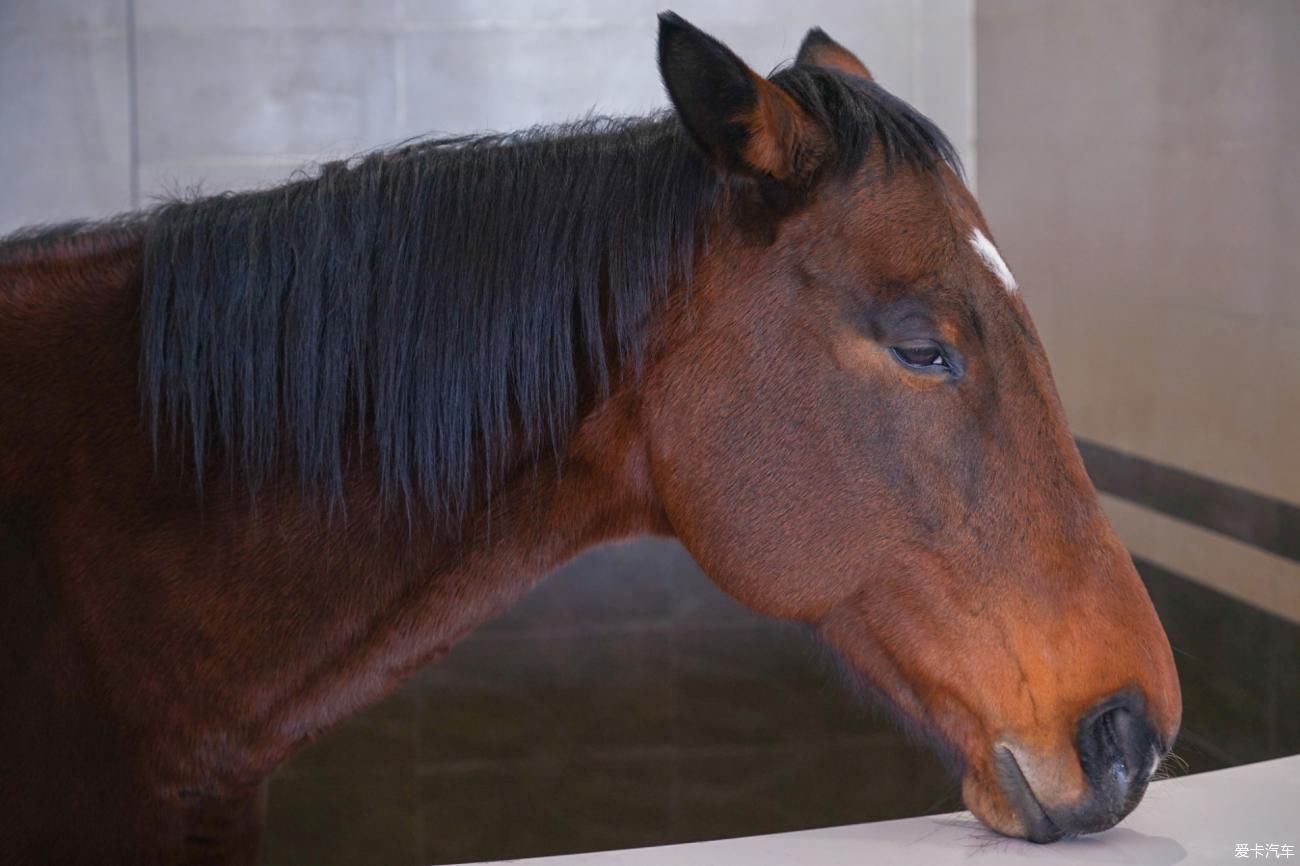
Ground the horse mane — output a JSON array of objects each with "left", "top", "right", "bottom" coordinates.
[{"left": 134, "top": 66, "right": 959, "bottom": 527}]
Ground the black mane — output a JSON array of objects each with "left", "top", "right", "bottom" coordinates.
[{"left": 134, "top": 67, "right": 958, "bottom": 526}]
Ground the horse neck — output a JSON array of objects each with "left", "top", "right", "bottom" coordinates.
[
  {"left": 223, "top": 381, "right": 667, "bottom": 767},
  {"left": 417, "top": 384, "right": 666, "bottom": 634},
  {"left": 3, "top": 236, "right": 670, "bottom": 788}
]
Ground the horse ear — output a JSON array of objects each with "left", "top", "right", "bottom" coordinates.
[
  {"left": 796, "top": 27, "right": 873, "bottom": 81},
  {"left": 658, "top": 12, "right": 826, "bottom": 183}
]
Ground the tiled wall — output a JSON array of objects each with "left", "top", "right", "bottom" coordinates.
[
  {"left": 975, "top": 0, "right": 1300, "bottom": 623},
  {"left": 1, "top": 0, "right": 132, "bottom": 229},
  {"left": 0, "top": 0, "right": 975, "bottom": 233}
]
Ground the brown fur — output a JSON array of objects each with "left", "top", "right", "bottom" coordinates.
[
  {"left": 737, "top": 69, "right": 828, "bottom": 181},
  {"left": 796, "top": 28, "right": 875, "bottom": 81}
]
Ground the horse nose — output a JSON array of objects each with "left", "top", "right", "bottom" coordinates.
[
  {"left": 1070, "top": 691, "right": 1161, "bottom": 833},
  {"left": 993, "top": 690, "right": 1165, "bottom": 843}
]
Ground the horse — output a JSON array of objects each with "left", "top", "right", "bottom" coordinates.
[{"left": 0, "top": 13, "right": 1180, "bottom": 865}]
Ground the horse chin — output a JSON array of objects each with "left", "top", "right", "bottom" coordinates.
[
  {"left": 961, "top": 767, "right": 1039, "bottom": 841},
  {"left": 960, "top": 748, "right": 1081, "bottom": 844}
]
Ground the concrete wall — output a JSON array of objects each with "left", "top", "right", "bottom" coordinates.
[
  {"left": 975, "top": 0, "right": 1300, "bottom": 621},
  {"left": 0, "top": 0, "right": 974, "bottom": 233},
  {"left": 1, "top": 0, "right": 133, "bottom": 229}
]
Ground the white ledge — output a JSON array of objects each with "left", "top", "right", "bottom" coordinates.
[{"left": 459, "top": 754, "right": 1299, "bottom": 865}]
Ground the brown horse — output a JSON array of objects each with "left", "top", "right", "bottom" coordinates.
[{"left": 0, "top": 14, "right": 1180, "bottom": 865}]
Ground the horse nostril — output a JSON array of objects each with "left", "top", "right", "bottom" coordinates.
[
  {"left": 1077, "top": 691, "right": 1159, "bottom": 809},
  {"left": 988, "top": 693, "right": 1162, "bottom": 840}
]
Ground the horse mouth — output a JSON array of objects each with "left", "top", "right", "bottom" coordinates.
[{"left": 993, "top": 745, "right": 1066, "bottom": 843}]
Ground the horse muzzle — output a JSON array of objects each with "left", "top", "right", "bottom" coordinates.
[{"left": 993, "top": 690, "right": 1167, "bottom": 843}]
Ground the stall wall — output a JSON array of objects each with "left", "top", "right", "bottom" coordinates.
[
  {"left": 0, "top": 0, "right": 974, "bottom": 232},
  {"left": 975, "top": 0, "right": 1300, "bottom": 623}
]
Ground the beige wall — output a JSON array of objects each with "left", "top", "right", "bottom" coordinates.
[
  {"left": 0, "top": 0, "right": 974, "bottom": 234},
  {"left": 975, "top": 0, "right": 1300, "bottom": 621}
]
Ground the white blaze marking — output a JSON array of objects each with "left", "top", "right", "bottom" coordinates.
[{"left": 970, "top": 228, "right": 1018, "bottom": 293}]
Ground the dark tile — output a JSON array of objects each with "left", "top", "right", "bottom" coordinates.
[
  {"left": 478, "top": 540, "right": 680, "bottom": 637},
  {"left": 260, "top": 771, "right": 418, "bottom": 866},
  {"left": 1141, "top": 559, "right": 1281, "bottom": 674},
  {"left": 415, "top": 629, "right": 675, "bottom": 763},
  {"left": 1268, "top": 614, "right": 1300, "bottom": 757},
  {"left": 477, "top": 538, "right": 764, "bottom": 636},
  {"left": 674, "top": 738, "right": 958, "bottom": 842},
  {"left": 280, "top": 680, "right": 418, "bottom": 776},
  {"left": 674, "top": 623, "right": 885, "bottom": 748},
  {"left": 419, "top": 755, "right": 674, "bottom": 865},
  {"left": 1167, "top": 649, "right": 1273, "bottom": 766},
  {"left": 1138, "top": 559, "right": 1291, "bottom": 766},
  {"left": 668, "top": 554, "right": 768, "bottom": 630}
]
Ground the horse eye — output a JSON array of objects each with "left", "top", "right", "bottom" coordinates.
[{"left": 890, "top": 343, "right": 950, "bottom": 371}]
